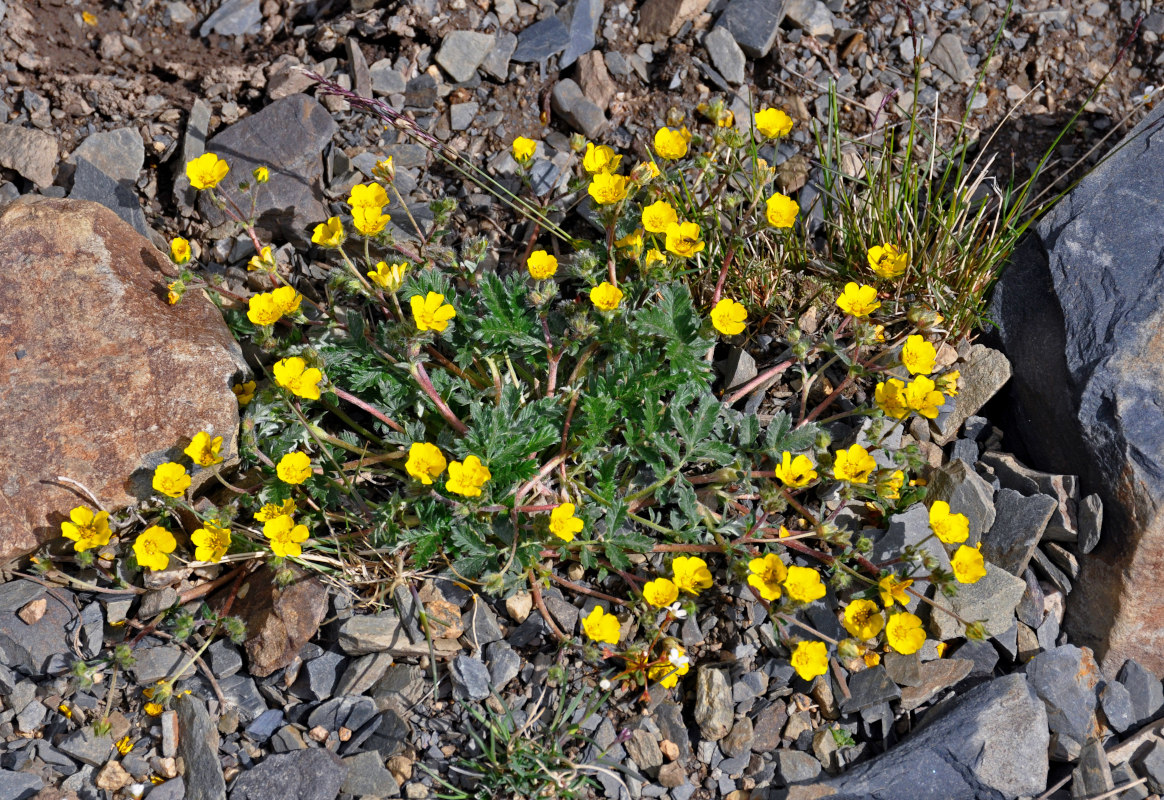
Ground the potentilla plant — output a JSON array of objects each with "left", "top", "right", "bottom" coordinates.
[{"left": 44, "top": 82, "right": 994, "bottom": 724}]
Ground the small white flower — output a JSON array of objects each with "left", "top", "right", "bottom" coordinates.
[
  {"left": 127, "top": 785, "right": 148, "bottom": 800},
  {"left": 669, "top": 602, "right": 687, "bottom": 619},
  {"left": 669, "top": 647, "right": 690, "bottom": 668},
  {"left": 599, "top": 679, "right": 611, "bottom": 691}
]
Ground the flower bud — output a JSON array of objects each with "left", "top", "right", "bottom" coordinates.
[
  {"left": 837, "top": 638, "right": 861, "bottom": 661},
  {"left": 372, "top": 156, "right": 395, "bottom": 183},
  {"left": 253, "top": 166, "right": 270, "bottom": 184}
]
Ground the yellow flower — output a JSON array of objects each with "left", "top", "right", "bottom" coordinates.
[
  {"left": 254, "top": 499, "right": 296, "bottom": 523},
  {"left": 446, "top": 455, "right": 491, "bottom": 498},
  {"left": 901, "top": 335, "right": 937, "bottom": 376},
  {"left": 833, "top": 444, "right": 876, "bottom": 484},
  {"left": 648, "top": 646, "right": 690, "bottom": 688},
  {"left": 512, "top": 136, "right": 537, "bottom": 163},
  {"left": 273, "top": 356, "right": 323, "bottom": 401},
  {"left": 352, "top": 205, "right": 390, "bottom": 236},
  {"left": 582, "top": 142, "right": 622, "bottom": 174},
  {"left": 843, "top": 599, "right": 885, "bottom": 640},
  {"left": 61, "top": 507, "right": 113, "bottom": 552},
  {"left": 191, "top": 523, "right": 230, "bottom": 563},
  {"left": 185, "top": 153, "right": 229, "bottom": 190},
  {"left": 406, "top": 442, "right": 447, "bottom": 485},
  {"left": 232, "top": 381, "right": 256, "bottom": 406},
  {"left": 936, "top": 370, "right": 960, "bottom": 397},
  {"left": 590, "top": 281, "right": 623, "bottom": 311},
  {"left": 644, "top": 248, "right": 666, "bottom": 268},
  {"left": 904, "top": 375, "right": 944, "bottom": 419},
  {"left": 549, "top": 503, "right": 584, "bottom": 542},
  {"left": 582, "top": 606, "right": 621, "bottom": 645},
  {"left": 878, "top": 574, "right": 913, "bottom": 607},
  {"left": 671, "top": 556, "right": 713, "bottom": 595},
  {"left": 58, "top": 703, "right": 73, "bottom": 719},
  {"left": 263, "top": 514, "right": 309, "bottom": 558},
  {"left": 171, "top": 237, "right": 191, "bottom": 265},
  {"left": 246, "top": 292, "right": 284, "bottom": 327},
  {"left": 275, "top": 286, "right": 302, "bottom": 314},
  {"left": 642, "top": 578, "right": 679, "bottom": 608},
  {"left": 184, "top": 431, "right": 223, "bottom": 467},
  {"left": 615, "top": 228, "right": 643, "bottom": 256},
  {"left": 152, "top": 463, "right": 190, "bottom": 498},
  {"left": 952, "top": 544, "right": 987, "bottom": 584},
  {"left": 875, "top": 378, "right": 910, "bottom": 419},
  {"left": 783, "top": 565, "right": 826, "bottom": 603},
  {"left": 115, "top": 736, "right": 135, "bottom": 756},
  {"left": 134, "top": 526, "right": 176, "bottom": 571},
  {"left": 144, "top": 702, "right": 165, "bottom": 717},
  {"left": 867, "top": 243, "right": 908, "bottom": 279},
  {"left": 877, "top": 469, "right": 906, "bottom": 500},
  {"left": 929, "top": 501, "right": 969, "bottom": 544},
  {"left": 653, "top": 126, "right": 691, "bottom": 160},
  {"left": 253, "top": 166, "right": 269, "bottom": 183},
  {"left": 633, "top": 161, "right": 660, "bottom": 181},
  {"left": 276, "top": 452, "right": 313, "bottom": 485},
  {"left": 410, "top": 292, "right": 457, "bottom": 332},
  {"left": 311, "top": 217, "right": 345, "bottom": 247},
  {"left": 527, "top": 250, "right": 558, "bottom": 280},
  {"left": 747, "top": 553, "right": 788, "bottom": 602},
  {"left": 717, "top": 110, "right": 735, "bottom": 127},
  {"left": 367, "top": 261, "right": 408, "bottom": 291},
  {"left": 765, "top": 193, "right": 799, "bottom": 228},
  {"left": 885, "top": 612, "right": 926, "bottom": 654},
  {"left": 836, "top": 282, "right": 880, "bottom": 317},
  {"left": 773, "top": 451, "right": 817, "bottom": 488},
  {"left": 167, "top": 283, "right": 182, "bottom": 305},
  {"left": 82, "top": 10, "right": 97, "bottom": 25},
  {"left": 710, "top": 298, "right": 747, "bottom": 336},
  {"left": 248, "top": 246, "right": 276, "bottom": 272},
  {"left": 641, "top": 200, "right": 678, "bottom": 233},
  {"left": 372, "top": 157, "right": 395, "bottom": 183},
  {"left": 588, "top": 173, "right": 629, "bottom": 205},
  {"left": 790, "top": 641, "right": 829, "bottom": 681},
  {"left": 348, "top": 183, "right": 389, "bottom": 209},
  {"left": 754, "top": 108, "right": 793, "bottom": 139},
  {"left": 664, "top": 221, "right": 705, "bottom": 258}
]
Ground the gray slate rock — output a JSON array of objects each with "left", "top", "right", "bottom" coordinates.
[
  {"left": 334, "top": 651, "right": 393, "bottom": 697},
  {"left": 177, "top": 695, "right": 226, "bottom": 800},
  {"left": 69, "top": 127, "right": 144, "bottom": 183},
  {"left": 715, "top": 0, "right": 784, "bottom": 58},
  {"left": 925, "top": 459, "right": 996, "bottom": 544},
  {"left": 929, "top": 563, "right": 1026, "bottom": 640},
  {"left": 480, "top": 32, "right": 518, "bottom": 81},
  {"left": 929, "top": 33, "right": 975, "bottom": 83},
  {"left": 341, "top": 751, "right": 399, "bottom": 798},
  {"left": 199, "top": 0, "right": 261, "bottom": 37},
  {"left": 451, "top": 654, "right": 492, "bottom": 700},
  {"left": 229, "top": 747, "right": 347, "bottom": 800},
  {"left": 130, "top": 644, "right": 192, "bottom": 684},
  {"left": 783, "top": 0, "right": 835, "bottom": 37},
  {"left": 199, "top": 94, "right": 337, "bottom": 248},
  {"left": 551, "top": 78, "right": 607, "bottom": 139},
  {"left": 173, "top": 97, "right": 211, "bottom": 214},
  {"left": 463, "top": 599, "right": 503, "bottom": 646},
  {"left": 245, "top": 709, "right": 284, "bottom": 743},
  {"left": 694, "top": 667, "right": 733, "bottom": 741},
  {"left": 1078, "top": 493, "right": 1103, "bottom": 553},
  {"left": 69, "top": 157, "right": 150, "bottom": 237},
  {"left": 811, "top": 674, "right": 1047, "bottom": 798},
  {"left": 981, "top": 489, "right": 1058, "bottom": 575},
  {"left": 841, "top": 666, "right": 900, "bottom": 713},
  {"left": 1099, "top": 679, "right": 1135, "bottom": 734},
  {"left": 486, "top": 641, "right": 521, "bottom": 689},
  {"left": 57, "top": 727, "right": 113, "bottom": 767},
  {"left": 1117, "top": 658, "right": 1164, "bottom": 726},
  {"left": 930, "top": 345, "right": 1012, "bottom": 445},
  {"left": 0, "top": 122, "right": 58, "bottom": 187},
  {"left": 988, "top": 103, "right": 1164, "bottom": 675},
  {"left": 435, "top": 31, "right": 496, "bottom": 83},
  {"left": 561, "top": 0, "right": 602, "bottom": 69},
  {"left": 307, "top": 695, "right": 378, "bottom": 733},
  {"left": 1138, "top": 740, "right": 1164, "bottom": 794},
  {"left": 703, "top": 25, "right": 745, "bottom": 85},
  {"left": 512, "top": 17, "right": 570, "bottom": 63},
  {"left": 1024, "top": 645, "right": 1100, "bottom": 758},
  {"left": 0, "top": 582, "right": 74, "bottom": 673},
  {"left": 0, "top": 770, "right": 43, "bottom": 800},
  {"left": 1070, "top": 739, "right": 1113, "bottom": 800},
  {"left": 776, "top": 749, "right": 821, "bottom": 783},
  {"left": 369, "top": 59, "right": 406, "bottom": 96}
]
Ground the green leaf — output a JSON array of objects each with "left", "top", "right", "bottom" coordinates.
[
  {"left": 473, "top": 273, "right": 545, "bottom": 353},
  {"left": 764, "top": 411, "right": 820, "bottom": 455},
  {"left": 630, "top": 283, "right": 714, "bottom": 378},
  {"left": 460, "top": 384, "right": 561, "bottom": 489}
]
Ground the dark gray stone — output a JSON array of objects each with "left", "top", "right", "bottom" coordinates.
[
  {"left": 512, "top": 17, "right": 570, "bottom": 63},
  {"left": 245, "top": 709, "right": 284, "bottom": 743},
  {"left": 220, "top": 674, "right": 268, "bottom": 723},
  {"left": 841, "top": 666, "right": 900, "bottom": 713},
  {"left": 1117, "top": 658, "right": 1164, "bottom": 726},
  {"left": 57, "top": 727, "right": 113, "bottom": 767},
  {"left": 561, "top": 0, "right": 603, "bottom": 68},
  {"left": 898, "top": 659, "right": 975, "bottom": 712},
  {"left": 69, "top": 127, "right": 144, "bottom": 183},
  {"left": 1031, "top": 547, "right": 1073, "bottom": 595},
  {"left": 435, "top": 31, "right": 496, "bottom": 83},
  {"left": 775, "top": 749, "right": 821, "bottom": 783},
  {"left": 783, "top": 0, "right": 835, "bottom": 37},
  {"left": 299, "top": 650, "right": 346, "bottom": 700},
  {"left": 341, "top": 751, "right": 399, "bottom": 798},
  {"left": 1070, "top": 739, "right": 1113, "bottom": 800},
  {"left": 1112, "top": 762, "right": 1150, "bottom": 800},
  {"left": 199, "top": 0, "right": 261, "bottom": 36},
  {"left": 364, "top": 705, "right": 410, "bottom": 757},
  {"left": 930, "top": 563, "right": 1026, "bottom": 639},
  {"left": 463, "top": 601, "right": 503, "bottom": 647},
  {"left": 130, "top": 644, "right": 192, "bottom": 684},
  {"left": 882, "top": 651, "right": 922, "bottom": 687},
  {"left": 307, "top": 695, "right": 378, "bottom": 733},
  {"left": 199, "top": 94, "right": 337, "bottom": 248},
  {"left": 810, "top": 674, "right": 1047, "bottom": 798},
  {"left": 480, "top": 32, "right": 518, "bottom": 81},
  {"left": 149, "top": 779, "right": 186, "bottom": 800},
  {"left": 1015, "top": 569, "right": 1046, "bottom": 628},
  {"left": 229, "top": 747, "right": 347, "bottom": 800},
  {"left": 925, "top": 459, "right": 996, "bottom": 545},
  {"left": 485, "top": 640, "right": 521, "bottom": 690},
  {"left": 715, "top": 0, "right": 784, "bottom": 58},
  {"left": 0, "top": 584, "right": 76, "bottom": 674},
  {"left": 868, "top": 503, "right": 946, "bottom": 604},
  {"left": 334, "top": 651, "right": 393, "bottom": 697},
  {"left": 68, "top": 158, "right": 150, "bottom": 237},
  {"left": 1024, "top": 645, "right": 1099, "bottom": 757},
  {"left": 1138, "top": 740, "right": 1164, "bottom": 794},
  {"left": 981, "top": 490, "right": 1058, "bottom": 575},
  {"left": 1078, "top": 493, "right": 1103, "bottom": 554},
  {"left": 540, "top": 588, "right": 580, "bottom": 634},
  {"left": 451, "top": 654, "right": 492, "bottom": 701},
  {"left": 173, "top": 97, "right": 211, "bottom": 214},
  {"left": 929, "top": 33, "right": 975, "bottom": 83},
  {"left": 988, "top": 103, "right": 1164, "bottom": 675},
  {"left": 0, "top": 771, "right": 42, "bottom": 800},
  {"left": 948, "top": 438, "right": 978, "bottom": 467},
  {"left": 205, "top": 639, "right": 244, "bottom": 679},
  {"left": 177, "top": 694, "right": 225, "bottom": 800},
  {"left": 551, "top": 78, "right": 607, "bottom": 139},
  {"left": 652, "top": 702, "right": 693, "bottom": 760},
  {"left": 403, "top": 74, "right": 438, "bottom": 109},
  {"left": 952, "top": 639, "right": 1000, "bottom": 679},
  {"left": 369, "top": 59, "right": 406, "bottom": 96},
  {"left": 1099, "top": 679, "right": 1135, "bottom": 734}
]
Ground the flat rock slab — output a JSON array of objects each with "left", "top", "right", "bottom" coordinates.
[
  {"left": 229, "top": 746, "right": 347, "bottom": 800},
  {"left": 989, "top": 102, "right": 1164, "bottom": 675},
  {"left": 228, "top": 566, "right": 328, "bottom": 678},
  {"left": 929, "top": 562, "right": 1026, "bottom": 640},
  {"left": 0, "top": 197, "right": 245, "bottom": 564},
  {"left": 198, "top": 93, "right": 337, "bottom": 247}
]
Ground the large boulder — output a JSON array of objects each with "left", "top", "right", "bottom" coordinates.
[
  {"left": 987, "top": 104, "right": 1164, "bottom": 676},
  {"left": 0, "top": 197, "right": 246, "bottom": 564}
]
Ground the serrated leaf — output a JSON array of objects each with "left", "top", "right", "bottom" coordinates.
[
  {"left": 630, "top": 283, "right": 714, "bottom": 377},
  {"left": 472, "top": 273, "right": 545, "bottom": 352},
  {"left": 765, "top": 411, "right": 821, "bottom": 455}
]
